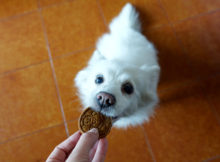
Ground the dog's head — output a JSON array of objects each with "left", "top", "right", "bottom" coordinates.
[{"left": 75, "top": 53, "right": 160, "bottom": 120}]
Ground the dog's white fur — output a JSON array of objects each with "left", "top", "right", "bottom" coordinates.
[{"left": 75, "top": 3, "right": 160, "bottom": 128}]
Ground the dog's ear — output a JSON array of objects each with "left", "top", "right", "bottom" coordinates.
[
  {"left": 139, "top": 64, "right": 160, "bottom": 98},
  {"left": 88, "top": 50, "right": 106, "bottom": 65}
]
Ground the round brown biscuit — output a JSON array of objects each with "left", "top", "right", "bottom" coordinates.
[{"left": 78, "top": 107, "right": 112, "bottom": 138}]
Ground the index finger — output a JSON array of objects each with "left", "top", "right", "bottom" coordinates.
[{"left": 46, "top": 131, "right": 81, "bottom": 162}]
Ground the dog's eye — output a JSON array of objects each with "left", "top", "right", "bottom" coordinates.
[
  {"left": 95, "top": 75, "right": 104, "bottom": 84},
  {"left": 121, "top": 82, "right": 134, "bottom": 95}
]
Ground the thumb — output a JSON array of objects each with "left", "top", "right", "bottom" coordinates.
[{"left": 67, "top": 128, "right": 99, "bottom": 161}]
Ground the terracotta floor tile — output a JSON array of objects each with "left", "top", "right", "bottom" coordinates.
[
  {"left": 41, "top": 0, "right": 106, "bottom": 57},
  {"left": 0, "top": 123, "right": 67, "bottom": 162},
  {"left": 144, "top": 81, "right": 220, "bottom": 162},
  {"left": 67, "top": 119, "right": 79, "bottom": 135},
  {"left": 39, "top": 0, "right": 66, "bottom": 8},
  {"left": 160, "top": 0, "right": 220, "bottom": 22},
  {"left": 98, "top": 0, "right": 169, "bottom": 31},
  {"left": 195, "top": 0, "right": 220, "bottom": 14},
  {"left": 174, "top": 11, "right": 220, "bottom": 78},
  {"left": 0, "top": 62, "right": 63, "bottom": 143},
  {"left": 0, "top": 0, "right": 38, "bottom": 20},
  {"left": 202, "top": 74, "right": 220, "bottom": 121},
  {"left": 0, "top": 12, "right": 49, "bottom": 74},
  {"left": 144, "top": 25, "right": 194, "bottom": 92},
  {"left": 53, "top": 49, "right": 93, "bottom": 121},
  {"left": 206, "top": 156, "right": 220, "bottom": 162},
  {"left": 106, "top": 126, "right": 153, "bottom": 162}
]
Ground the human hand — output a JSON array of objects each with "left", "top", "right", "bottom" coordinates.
[{"left": 46, "top": 128, "right": 108, "bottom": 162}]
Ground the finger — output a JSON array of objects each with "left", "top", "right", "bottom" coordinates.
[
  {"left": 92, "top": 138, "right": 108, "bottom": 162},
  {"left": 68, "top": 128, "right": 99, "bottom": 159},
  {"left": 89, "top": 140, "right": 99, "bottom": 161},
  {"left": 46, "top": 131, "right": 81, "bottom": 162}
]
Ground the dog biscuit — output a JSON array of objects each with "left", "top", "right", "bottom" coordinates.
[{"left": 78, "top": 107, "right": 112, "bottom": 138}]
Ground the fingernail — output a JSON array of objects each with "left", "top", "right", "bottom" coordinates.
[{"left": 88, "top": 128, "right": 98, "bottom": 134}]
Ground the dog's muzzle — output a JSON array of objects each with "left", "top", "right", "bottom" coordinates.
[{"left": 96, "top": 92, "right": 116, "bottom": 109}]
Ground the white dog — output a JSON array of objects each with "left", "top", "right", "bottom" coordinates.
[{"left": 75, "top": 3, "right": 160, "bottom": 128}]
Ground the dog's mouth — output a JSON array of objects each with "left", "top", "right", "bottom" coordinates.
[
  {"left": 90, "top": 107, "right": 122, "bottom": 123},
  {"left": 101, "top": 110, "right": 124, "bottom": 123},
  {"left": 100, "top": 111, "right": 120, "bottom": 123},
  {"left": 110, "top": 115, "right": 120, "bottom": 123}
]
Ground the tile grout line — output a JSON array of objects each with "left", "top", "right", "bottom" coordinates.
[
  {"left": 96, "top": 0, "right": 108, "bottom": 29},
  {"left": 0, "top": 1, "right": 218, "bottom": 27},
  {"left": 0, "top": 0, "right": 69, "bottom": 23},
  {"left": 0, "top": 118, "right": 79, "bottom": 146},
  {"left": 202, "top": 155, "right": 220, "bottom": 162},
  {"left": 53, "top": 45, "right": 95, "bottom": 60},
  {"left": 159, "top": 72, "right": 219, "bottom": 95},
  {"left": 173, "top": 8, "right": 220, "bottom": 26},
  {"left": 38, "top": 7, "right": 69, "bottom": 137},
  {"left": 0, "top": 59, "right": 49, "bottom": 77},
  {"left": 0, "top": 46, "right": 94, "bottom": 77},
  {"left": 66, "top": 118, "right": 78, "bottom": 123},
  {"left": 169, "top": 7, "right": 220, "bottom": 70},
  {"left": 156, "top": 0, "right": 197, "bottom": 78},
  {"left": 0, "top": 10, "right": 38, "bottom": 23},
  {"left": 0, "top": 122, "right": 66, "bottom": 145},
  {"left": 40, "top": 0, "right": 70, "bottom": 10},
  {"left": 159, "top": 72, "right": 220, "bottom": 102},
  {"left": 156, "top": 0, "right": 220, "bottom": 124},
  {"left": 156, "top": 0, "right": 220, "bottom": 78},
  {"left": 154, "top": 0, "right": 220, "bottom": 27},
  {"left": 202, "top": 88, "right": 220, "bottom": 125},
  {"left": 156, "top": 0, "right": 198, "bottom": 91},
  {"left": 141, "top": 126, "right": 157, "bottom": 162},
  {"left": 37, "top": 0, "right": 40, "bottom": 9}
]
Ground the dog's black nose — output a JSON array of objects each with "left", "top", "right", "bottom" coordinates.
[{"left": 96, "top": 92, "right": 116, "bottom": 108}]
